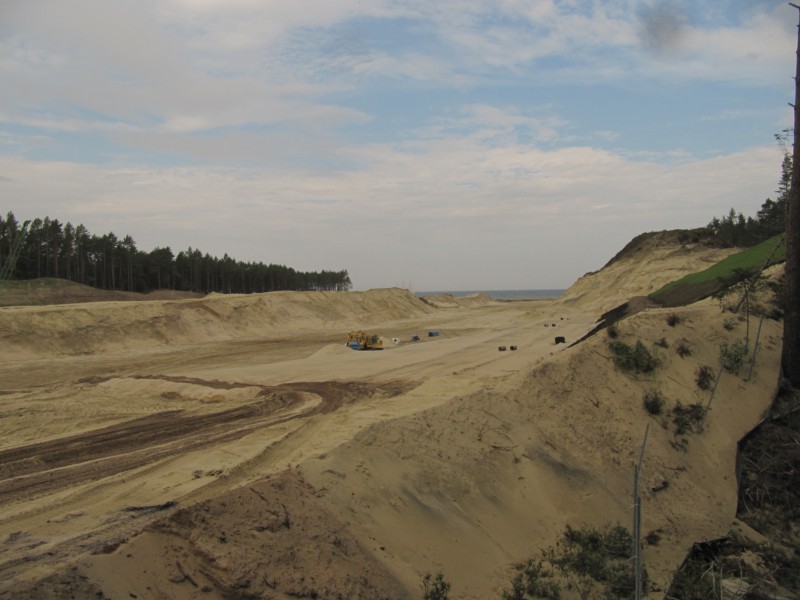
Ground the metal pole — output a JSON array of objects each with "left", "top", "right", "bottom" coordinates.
[
  {"left": 633, "top": 424, "right": 649, "bottom": 600},
  {"left": 746, "top": 313, "right": 766, "bottom": 382}
]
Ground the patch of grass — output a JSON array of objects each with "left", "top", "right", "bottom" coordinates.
[
  {"left": 552, "top": 524, "right": 638, "bottom": 599},
  {"left": 504, "top": 524, "right": 641, "bottom": 600},
  {"left": 643, "top": 390, "right": 665, "bottom": 415},
  {"left": 723, "top": 317, "right": 738, "bottom": 331},
  {"left": 422, "top": 572, "right": 450, "bottom": 600},
  {"left": 675, "top": 338, "right": 692, "bottom": 357},
  {"left": 610, "top": 340, "right": 659, "bottom": 374},
  {"left": 696, "top": 365, "right": 715, "bottom": 390},
  {"left": 501, "top": 560, "right": 561, "bottom": 600},
  {"left": 719, "top": 339, "right": 748, "bottom": 375},
  {"left": 651, "top": 235, "right": 786, "bottom": 302},
  {"left": 672, "top": 402, "right": 706, "bottom": 435}
]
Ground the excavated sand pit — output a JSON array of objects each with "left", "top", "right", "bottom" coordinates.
[{"left": 0, "top": 240, "right": 784, "bottom": 599}]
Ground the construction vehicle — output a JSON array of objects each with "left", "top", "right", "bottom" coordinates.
[{"left": 346, "top": 330, "right": 384, "bottom": 350}]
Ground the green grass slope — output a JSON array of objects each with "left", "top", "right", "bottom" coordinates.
[{"left": 650, "top": 235, "right": 786, "bottom": 307}]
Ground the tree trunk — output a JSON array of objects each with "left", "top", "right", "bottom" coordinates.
[{"left": 784, "top": 6, "right": 800, "bottom": 386}]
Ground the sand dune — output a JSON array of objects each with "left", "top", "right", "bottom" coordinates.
[
  {"left": 0, "top": 234, "right": 784, "bottom": 599},
  {"left": 558, "top": 229, "right": 736, "bottom": 313}
]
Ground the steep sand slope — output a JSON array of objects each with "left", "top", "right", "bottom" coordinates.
[
  {"left": 301, "top": 299, "right": 782, "bottom": 597},
  {"left": 558, "top": 230, "right": 736, "bottom": 313}
]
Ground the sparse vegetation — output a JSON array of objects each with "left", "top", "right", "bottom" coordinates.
[
  {"left": 606, "top": 324, "right": 619, "bottom": 339},
  {"left": 644, "top": 530, "right": 662, "bottom": 546},
  {"left": 550, "top": 524, "right": 638, "bottom": 599},
  {"left": 422, "top": 571, "right": 450, "bottom": 600},
  {"left": 643, "top": 390, "right": 665, "bottom": 416},
  {"left": 609, "top": 340, "right": 659, "bottom": 374},
  {"left": 655, "top": 337, "right": 669, "bottom": 348},
  {"left": 672, "top": 402, "right": 706, "bottom": 435},
  {"left": 503, "top": 524, "right": 638, "bottom": 600},
  {"left": 696, "top": 365, "right": 715, "bottom": 390},
  {"left": 666, "top": 313, "right": 681, "bottom": 327},
  {"left": 650, "top": 235, "right": 786, "bottom": 306},
  {"left": 719, "top": 339, "right": 748, "bottom": 375},
  {"left": 675, "top": 338, "right": 692, "bottom": 357},
  {"left": 501, "top": 559, "right": 561, "bottom": 600},
  {"left": 723, "top": 317, "right": 738, "bottom": 331}
]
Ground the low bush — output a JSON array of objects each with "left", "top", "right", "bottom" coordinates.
[
  {"left": 696, "top": 365, "right": 715, "bottom": 390},
  {"left": 643, "top": 390, "right": 665, "bottom": 415},
  {"left": 554, "top": 524, "right": 637, "bottom": 598},
  {"left": 610, "top": 340, "right": 659, "bottom": 374},
  {"left": 666, "top": 313, "right": 681, "bottom": 327},
  {"left": 672, "top": 402, "right": 706, "bottom": 435},
  {"left": 675, "top": 338, "right": 692, "bottom": 357},
  {"left": 655, "top": 337, "right": 669, "bottom": 348},
  {"left": 503, "top": 524, "right": 641, "bottom": 600},
  {"left": 719, "top": 339, "right": 748, "bottom": 375},
  {"left": 501, "top": 559, "right": 561, "bottom": 600},
  {"left": 422, "top": 572, "right": 450, "bottom": 600}
]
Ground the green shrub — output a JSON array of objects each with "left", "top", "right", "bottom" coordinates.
[
  {"left": 422, "top": 572, "right": 450, "bottom": 600},
  {"left": 719, "top": 339, "right": 748, "bottom": 374},
  {"left": 554, "top": 524, "right": 637, "bottom": 598},
  {"left": 504, "top": 524, "right": 639, "bottom": 600},
  {"left": 672, "top": 402, "right": 706, "bottom": 435},
  {"left": 643, "top": 390, "right": 665, "bottom": 415},
  {"left": 610, "top": 340, "right": 659, "bottom": 374},
  {"left": 501, "top": 559, "right": 561, "bottom": 600},
  {"left": 723, "top": 317, "right": 738, "bottom": 331},
  {"left": 696, "top": 365, "right": 715, "bottom": 390}
]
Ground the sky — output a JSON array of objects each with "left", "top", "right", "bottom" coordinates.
[{"left": 0, "top": 0, "right": 796, "bottom": 291}]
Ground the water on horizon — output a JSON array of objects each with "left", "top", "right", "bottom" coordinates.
[{"left": 416, "top": 289, "right": 564, "bottom": 301}]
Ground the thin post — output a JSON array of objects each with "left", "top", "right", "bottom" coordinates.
[
  {"left": 747, "top": 313, "right": 766, "bottom": 381},
  {"left": 633, "top": 423, "right": 649, "bottom": 600}
]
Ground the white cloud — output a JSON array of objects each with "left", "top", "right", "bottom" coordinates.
[
  {"left": 1, "top": 138, "right": 783, "bottom": 289},
  {"left": 0, "top": 0, "right": 793, "bottom": 290}
]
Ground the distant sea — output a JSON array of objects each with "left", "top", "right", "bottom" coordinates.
[{"left": 416, "top": 289, "right": 565, "bottom": 301}]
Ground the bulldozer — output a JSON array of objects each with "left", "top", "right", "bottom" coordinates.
[{"left": 346, "top": 330, "right": 383, "bottom": 350}]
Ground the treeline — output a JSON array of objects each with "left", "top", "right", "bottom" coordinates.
[
  {"left": 707, "top": 154, "right": 790, "bottom": 247},
  {"left": 0, "top": 212, "right": 352, "bottom": 294}
]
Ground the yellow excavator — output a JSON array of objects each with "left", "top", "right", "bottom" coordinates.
[{"left": 346, "top": 330, "right": 383, "bottom": 350}]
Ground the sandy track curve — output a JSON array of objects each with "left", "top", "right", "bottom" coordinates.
[{"left": 0, "top": 292, "right": 590, "bottom": 592}]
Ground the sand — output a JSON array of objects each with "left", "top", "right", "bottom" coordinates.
[{"left": 0, "top": 238, "right": 784, "bottom": 599}]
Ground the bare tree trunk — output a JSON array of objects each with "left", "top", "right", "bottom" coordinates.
[{"left": 785, "top": 5, "right": 800, "bottom": 386}]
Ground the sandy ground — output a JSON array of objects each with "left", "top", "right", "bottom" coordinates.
[{"left": 0, "top": 238, "right": 784, "bottom": 599}]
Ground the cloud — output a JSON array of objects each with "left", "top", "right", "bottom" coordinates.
[
  {"left": 1, "top": 137, "right": 782, "bottom": 289},
  {"left": 0, "top": 0, "right": 793, "bottom": 290}
]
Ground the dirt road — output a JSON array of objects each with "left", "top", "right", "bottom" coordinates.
[{"left": 0, "top": 296, "right": 589, "bottom": 590}]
